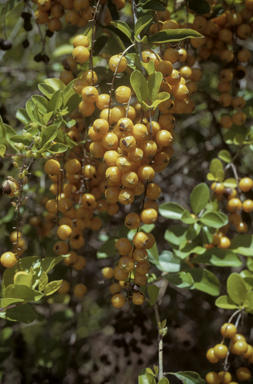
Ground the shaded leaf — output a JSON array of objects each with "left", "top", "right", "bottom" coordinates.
[
  {"left": 6, "top": 304, "right": 39, "bottom": 324},
  {"left": 149, "top": 29, "right": 203, "bottom": 44},
  {"left": 110, "top": 20, "right": 132, "bottom": 41},
  {"left": 218, "top": 150, "right": 231, "bottom": 163},
  {"left": 168, "top": 371, "right": 206, "bottom": 384},
  {"left": 187, "top": 268, "right": 220, "bottom": 296},
  {"left": 148, "top": 284, "right": 159, "bottom": 306},
  {"left": 97, "top": 238, "right": 117, "bottom": 258},
  {"left": 227, "top": 273, "right": 247, "bottom": 305},
  {"left": 190, "top": 183, "right": 210, "bottom": 215}
]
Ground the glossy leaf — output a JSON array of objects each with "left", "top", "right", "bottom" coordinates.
[
  {"left": 181, "top": 210, "right": 197, "bottom": 224},
  {"left": 148, "top": 284, "right": 159, "bottom": 305},
  {"left": 31, "top": 95, "right": 48, "bottom": 114},
  {"left": 141, "top": 60, "right": 156, "bottom": 76},
  {"left": 163, "top": 271, "right": 194, "bottom": 289},
  {"left": 138, "top": 369, "right": 157, "bottom": 384},
  {"left": 110, "top": 20, "right": 132, "bottom": 41},
  {"left": 48, "top": 143, "right": 68, "bottom": 154},
  {"left": 44, "top": 78, "right": 66, "bottom": 91},
  {"left": 49, "top": 90, "right": 62, "bottom": 112},
  {"left": 134, "top": 15, "right": 153, "bottom": 38},
  {"left": 130, "top": 70, "right": 149, "bottom": 109},
  {"left": 4, "top": 285, "right": 44, "bottom": 302},
  {"left": 199, "top": 211, "right": 228, "bottom": 228},
  {"left": 190, "top": 183, "right": 210, "bottom": 215},
  {"left": 39, "top": 272, "right": 48, "bottom": 292},
  {"left": 149, "top": 29, "right": 203, "bottom": 44},
  {"left": 218, "top": 150, "right": 231, "bottom": 163},
  {"left": 165, "top": 226, "right": 188, "bottom": 246},
  {"left": 9, "top": 135, "right": 31, "bottom": 146},
  {"left": 223, "top": 178, "right": 237, "bottom": 188},
  {"left": 158, "top": 379, "right": 170, "bottom": 384},
  {"left": 1, "top": 298, "right": 24, "bottom": 308},
  {"left": 157, "top": 251, "right": 188, "bottom": 273},
  {"left": 16, "top": 108, "right": 30, "bottom": 124},
  {"left": 193, "top": 249, "right": 242, "bottom": 267},
  {"left": 151, "top": 92, "right": 171, "bottom": 110},
  {"left": 44, "top": 280, "right": 63, "bottom": 296},
  {"left": 159, "top": 202, "right": 185, "bottom": 220},
  {"left": 187, "top": 269, "right": 220, "bottom": 296},
  {"left": 227, "top": 273, "right": 247, "bottom": 305},
  {"left": 126, "top": 53, "right": 143, "bottom": 72},
  {"left": 147, "top": 242, "right": 159, "bottom": 265},
  {"left": 41, "top": 255, "right": 68, "bottom": 274},
  {"left": 230, "top": 235, "right": 253, "bottom": 256},
  {"left": 168, "top": 371, "right": 206, "bottom": 384},
  {"left": 97, "top": 237, "right": 118, "bottom": 258},
  {"left": 215, "top": 295, "right": 239, "bottom": 309},
  {"left": 40, "top": 125, "right": 58, "bottom": 150},
  {"left": 14, "top": 273, "right": 33, "bottom": 288},
  {"left": 148, "top": 72, "right": 163, "bottom": 103}
]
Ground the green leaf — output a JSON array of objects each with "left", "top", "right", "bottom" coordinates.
[
  {"left": 130, "top": 70, "right": 149, "bottom": 109},
  {"left": 39, "top": 272, "right": 48, "bottom": 292},
  {"left": 218, "top": 150, "right": 232, "bottom": 163},
  {"left": 49, "top": 90, "right": 62, "bottom": 112},
  {"left": 134, "top": 15, "right": 153, "bottom": 38},
  {"left": 230, "top": 235, "right": 253, "bottom": 256},
  {"left": 38, "top": 83, "right": 55, "bottom": 99},
  {"left": 245, "top": 291, "right": 253, "bottom": 313},
  {"left": 0, "top": 144, "right": 6, "bottom": 157},
  {"left": 9, "top": 135, "right": 31, "bottom": 146},
  {"left": 48, "top": 143, "right": 68, "bottom": 154},
  {"left": 147, "top": 242, "right": 159, "bottom": 265},
  {"left": 1, "top": 298, "right": 24, "bottom": 308},
  {"left": 227, "top": 273, "right": 247, "bottom": 305},
  {"left": 200, "top": 211, "right": 228, "bottom": 228},
  {"left": 158, "top": 379, "right": 170, "bottom": 384},
  {"left": 190, "top": 183, "right": 210, "bottom": 215},
  {"left": 14, "top": 273, "right": 33, "bottom": 288},
  {"left": 151, "top": 92, "right": 171, "bottom": 110},
  {"left": 6, "top": 304, "right": 39, "bottom": 324},
  {"left": 43, "top": 111, "right": 54, "bottom": 125},
  {"left": 65, "top": 93, "right": 81, "bottom": 116},
  {"left": 163, "top": 271, "right": 194, "bottom": 289},
  {"left": 97, "top": 237, "right": 118, "bottom": 258},
  {"left": 40, "top": 125, "right": 58, "bottom": 150},
  {"left": 148, "top": 284, "right": 159, "bottom": 305},
  {"left": 32, "top": 95, "right": 49, "bottom": 114},
  {"left": 41, "top": 255, "right": 67, "bottom": 274},
  {"left": 168, "top": 371, "right": 206, "bottom": 384},
  {"left": 16, "top": 108, "right": 30, "bottom": 124},
  {"left": 44, "top": 280, "right": 63, "bottom": 296},
  {"left": 223, "top": 178, "right": 237, "bottom": 188},
  {"left": 140, "top": 0, "right": 166, "bottom": 11},
  {"left": 138, "top": 368, "right": 156, "bottom": 384},
  {"left": 157, "top": 251, "right": 188, "bottom": 273},
  {"left": 159, "top": 202, "right": 185, "bottom": 220},
  {"left": 110, "top": 20, "right": 132, "bottom": 41},
  {"left": 126, "top": 53, "right": 143, "bottom": 72},
  {"left": 44, "top": 78, "right": 66, "bottom": 92},
  {"left": 165, "top": 225, "right": 188, "bottom": 246},
  {"left": 26, "top": 99, "right": 40, "bottom": 124},
  {"left": 93, "top": 35, "right": 108, "bottom": 56},
  {"left": 149, "top": 29, "right": 203, "bottom": 44},
  {"left": 4, "top": 285, "right": 44, "bottom": 302},
  {"left": 148, "top": 72, "right": 163, "bottom": 103},
  {"left": 210, "top": 159, "right": 223, "bottom": 178},
  {"left": 215, "top": 295, "right": 239, "bottom": 309},
  {"left": 181, "top": 210, "right": 197, "bottom": 224},
  {"left": 141, "top": 60, "right": 156, "bottom": 76},
  {"left": 193, "top": 249, "right": 242, "bottom": 268},
  {"left": 187, "top": 268, "right": 220, "bottom": 296},
  {"left": 53, "top": 44, "right": 73, "bottom": 57},
  {"left": 188, "top": 0, "right": 211, "bottom": 14}
]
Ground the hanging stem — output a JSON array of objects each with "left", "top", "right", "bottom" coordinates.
[{"left": 154, "top": 303, "right": 164, "bottom": 381}]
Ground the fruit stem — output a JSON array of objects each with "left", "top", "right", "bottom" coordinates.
[{"left": 154, "top": 303, "right": 164, "bottom": 381}]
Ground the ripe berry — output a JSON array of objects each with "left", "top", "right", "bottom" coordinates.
[
  {"left": 58, "top": 280, "right": 70, "bottom": 294},
  {"left": 72, "top": 46, "right": 90, "bottom": 63},
  {"left": 57, "top": 225, "right": 72, "bottom": 240},
  {"left": 206, "top": 348, "right": 219, "bottom": 363},
  {"left": 0, "top": 252, "right": 17, "bottom": 268},
  {"left": 132, "top": 291, "right": 145, "bottom": 305},
  {"left": 111, "top": 293, "right": 125, "bottom": 308},
  {"left": 236, "top": 367, "right": 251, "bottom": 381},
  {"left": 124, "top": 212, "right": 141, "bottom": 229},
  {"left": 214, "top": 344, "right": 228, "bottom": 359},
  {"left": 221, "top": 323, "right": 237, "bottom": 338},
  {"left": 218, "top": 371, "right": 232, "bottom": 384},
  {"left": 205, "top": 372, "right": 220, "bottom": 384},
  {"left": 109, "top": 55, "right": 127, "bottom": 73},
  {"left": 239, "top": 177, "right": 253, "bottom": 192},
  {"left": 115, "top": 238, "right": 132, "bottom": 256}
]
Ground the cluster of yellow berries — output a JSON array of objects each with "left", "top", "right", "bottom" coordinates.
[
  {"left": 0, "top": 231, "right": 28, "bottom": 269},
  {"left": 206, "top": 323, "right": 252, "bottom": 384},
  {"left": 34, "top": 0, "right": 125, "bottom": 31}
]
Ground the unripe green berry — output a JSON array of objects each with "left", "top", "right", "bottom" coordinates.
[
  {"left": 12, "top": 156, "right": 21, "bottom": 162},
  {"left": 13, "top": 162, "right": 19, "bottom": 168},
  {"left": 15, "top": 143, "right": 24, "bottom": 151},
  {"left": 33, "top": 152, "right": 41, "bottom": 159},
  {"left": 26, "top": 150, "right": 33, "bottom": 158},
  {"left": 18, "top": 172, "right": 25, "bottom": 179},
  {"left": 34, "top": 136, "right": 42, "bottom": 145},
  {"left": 24, "top": 169, "right": 28, "bottom": 176},
  {"left": 29, "top": 122, "right": 38, "bottom": 129}
]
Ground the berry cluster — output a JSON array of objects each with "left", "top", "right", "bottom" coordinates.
[{"left": 206, "top": 323, "right": 253, "bottom": 384}]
